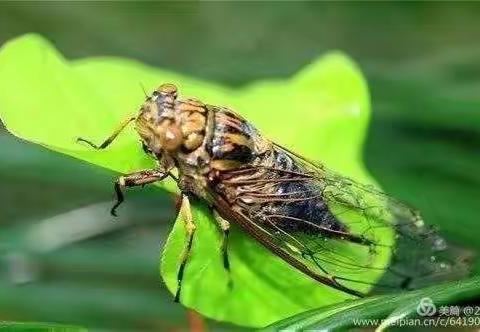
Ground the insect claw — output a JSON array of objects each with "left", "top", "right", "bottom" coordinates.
[
  {"left": 111, "top": 180, "right": 124, "bottom": 218},
  {"left": 76, "top": 137, "right": 100, "bottom": 149},
  {"left": 110, "top": 206, "right": 118, "bottom": 217},
  {"left": 174, "top": 290, "right": 181, "bottom": 303}
]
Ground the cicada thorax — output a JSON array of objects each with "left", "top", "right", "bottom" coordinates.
[
  {"left": 135, "top": 84, "right": 213, "bottom": 167},
  {"left": 137, "top": 83, "right": 269, "bottom": 165},
  {"left": 135, "top": 84, "right": 266, "bottom": 194}
]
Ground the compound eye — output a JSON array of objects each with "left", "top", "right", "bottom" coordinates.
[{"left": 162, "top": 124, "right": 183, "bottom": 151}]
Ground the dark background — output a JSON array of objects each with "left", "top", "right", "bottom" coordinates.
[{"left": 0, "top": 2, "right": 479, "bottom": 331}]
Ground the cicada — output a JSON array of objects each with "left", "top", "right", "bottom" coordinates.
[{"left": 78, "top": 83, "right": 467, "bottom": 301}]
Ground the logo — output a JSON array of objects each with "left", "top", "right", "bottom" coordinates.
[{"left": 417, "top": 297, "right": 436, "bottom": 316}]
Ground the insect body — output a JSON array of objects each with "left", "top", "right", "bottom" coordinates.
[{"left": 78, "top": 83, "right": 467, "bottom": 301}]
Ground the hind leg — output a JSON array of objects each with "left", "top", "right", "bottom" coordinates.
[
  {"left": 174, "top": 195, "right": 197, "bottom": 303},
  {"left": 213, "top": 211, "right": 232, "bottom": 288}
]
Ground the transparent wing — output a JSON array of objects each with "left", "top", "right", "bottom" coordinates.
[{"left": 211, "top": 144, "right": 470, "bottom": 296}]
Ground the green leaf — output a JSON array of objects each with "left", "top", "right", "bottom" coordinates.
[
  {"left": 0, "top": 34, "right": 381, "bottom": 327},
  {"left": 0, "top": 321, "right": 86, "bottom": 332},
  {"left": 262, "top": 276, "right": 480, "bottom": 331}
]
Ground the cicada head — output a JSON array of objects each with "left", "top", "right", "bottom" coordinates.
[{"left": 135, "top": 83, "right": 183, "bottom": 154}]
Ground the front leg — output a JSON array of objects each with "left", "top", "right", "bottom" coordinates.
[{"left": 111, "top": 169, "right": 168, "bottom": 216}]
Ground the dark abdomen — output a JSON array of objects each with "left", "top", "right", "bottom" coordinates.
[{"left": 215, "top": 147, "right": 348, "bottom": 236}]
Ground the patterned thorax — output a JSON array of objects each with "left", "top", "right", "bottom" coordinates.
[
  {"left": 134, "top": 83, "right": 268, "bottom": 174},
  {"left": 135, "top": 83, "right": 208, "bottom": 156}
]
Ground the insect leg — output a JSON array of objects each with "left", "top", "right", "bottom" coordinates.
[
  {"left": 174, "top": 195, "right": 196, "bottom": 303},
  {"left": 77, "top": 116, "right": 136, "bottom": 149},
  {"left": 111, "top": 169, "right": 168, "bottom": 216},
  {"left": 213, "top": 210, "right": 233, "bottom": 289}
]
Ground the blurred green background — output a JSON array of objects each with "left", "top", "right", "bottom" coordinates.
[{"left": 0, "top": 2, "right": 479, "bottom": 331}]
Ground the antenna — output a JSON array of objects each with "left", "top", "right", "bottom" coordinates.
[{"left": 139, "top": 82, "right": 149, "bottom": 99}]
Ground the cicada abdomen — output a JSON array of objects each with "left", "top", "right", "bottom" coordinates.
[{"left": 207, "top": 109, "right": 469, "bottom": 296}]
